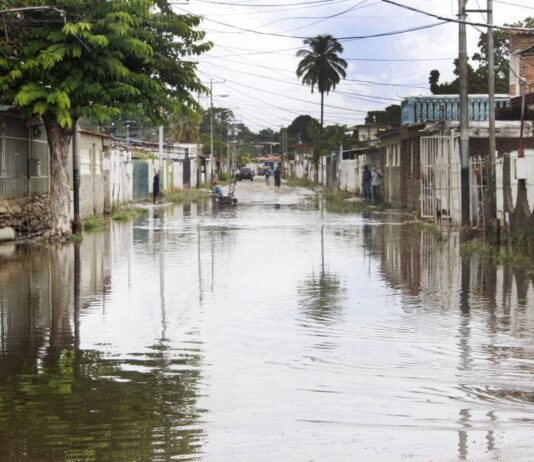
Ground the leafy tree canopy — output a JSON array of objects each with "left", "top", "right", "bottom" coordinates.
[
  {"left": 0, "top": 0, "right": 211, "bottom": 234},
  {"left": 365, "top": 105, "right": 401, "bottom": 124},
  {"left": 429, "top": 17, "right": 534, "bottom": 95},
  {"left": 287, "top": 114, "right": 318, "bottom": 144},
  {"left": 0, "top": 0, "right": 211, "bottom": 127}
]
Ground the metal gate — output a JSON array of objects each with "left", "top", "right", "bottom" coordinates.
[
  {"left": 420, "top": 135, "right": 461, "bottom": 225},
  {"left": 183, "top": 157, "right": 191, "bottom": 188},
  {"left": 133, "top": 160, "right": 148, "bottom": 201}
]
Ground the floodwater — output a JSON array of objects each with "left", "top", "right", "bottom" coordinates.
[{"left": 1, "top": 183, "right": 534, "bottom": 462}]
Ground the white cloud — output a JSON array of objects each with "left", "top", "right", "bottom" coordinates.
[{"left": 176, "top": 0, "right": 532, "bottom": 130}]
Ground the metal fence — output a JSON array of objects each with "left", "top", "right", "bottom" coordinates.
[
  {"left": 1, "top": 117, "right": 50, "bottom": 199},
  {"left": 0, "top": 177, "right": 49, "bottom": 198},
  {"left": 420, "top": 135, "right": 462, "bottom": 225}
]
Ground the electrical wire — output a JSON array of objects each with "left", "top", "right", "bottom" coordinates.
[
  {"left": 381, "top": 0, "right": 534, "bottom": 32},
  {"left": 199, "top": 57, "right": 403, "bottom": 103}
]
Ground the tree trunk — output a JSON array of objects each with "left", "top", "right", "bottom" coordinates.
[
  {"left": 43, "top": 114, "right": 74, "bottom": 237},
  {"left": 320, "top": 92, "right": 324, "bottom": 130}
]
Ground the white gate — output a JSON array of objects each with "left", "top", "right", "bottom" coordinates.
[{"left": 420, "top": 135, "right": 462, "bottom": 225}]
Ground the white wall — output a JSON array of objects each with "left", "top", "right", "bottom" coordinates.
[{"left": 109, "top": 147, "right": 132, "bottom": 205}]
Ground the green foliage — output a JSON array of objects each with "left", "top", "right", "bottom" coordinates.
[
  {"left": 296, "top": 34, "right": 347, "bottom": 126},
  {"left": 1, "top": 0, "right": 211, "bottom": 233},
  {"left": 218, "top": 171, "right": 231, "bottom": 182},
  {"left": 111, "top": 205, "right": 145, "bottom": 222},
  {"left": 287, "top": 115, "right": 319, "bottom": 144},
  {"left": 365, "top": 105, "right": 401, "bottom": 125},
  {"left": 429, "top": 18, "right": 533, "bottom": 95},
  {"left": 286, "top": 177, "right": 316, "bottom": 188},
  {"left": 322, "top": 190, "right": 386, "bottom": 214},
  {"left": 1, "top": 1, "right": 211, "bottom": 126},
  {"left": 164, "top": 189, "right": 211, "bottom": 204},
  {"left": 83, "top": 215, "right": 107, "bottom": 232}
]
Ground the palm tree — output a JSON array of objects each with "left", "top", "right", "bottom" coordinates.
[{"left": 296, "top": 34, "right": 347, "bottom": 129}]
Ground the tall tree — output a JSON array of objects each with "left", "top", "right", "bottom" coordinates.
[
  {"left": 286, "top": 114, "right": 318, "bottom": 144},
  {"left": 365, "top": 105, "right": 401, "bottom": 124},
  {"left": 296, "top": 34, "right": 347, "bottom": 128},
  {"left": 0, "top": 0, "right": 210, "bottom": 235}
]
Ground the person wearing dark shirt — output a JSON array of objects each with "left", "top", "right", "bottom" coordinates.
[
  {"left": 274, "top": 166, "right": 281, "bottom": 191},
  {"left": 153, "top": 171, "right": 160, "bottom": 204}
]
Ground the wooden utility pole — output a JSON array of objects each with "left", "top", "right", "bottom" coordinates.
[
  {"left": 459, "top": 0, "right": 471, "bottom": 228},
  {"left": 486, "top": 0, "right": 497, "bottom": 239}
]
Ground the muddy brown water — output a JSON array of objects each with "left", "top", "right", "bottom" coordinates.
[{"left": 1, "top": 182, "right": 534, "bottom": 461}]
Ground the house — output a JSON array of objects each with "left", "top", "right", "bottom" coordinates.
[
  {"left": 509, "top": 31, "right": 534, "bottom": 98},
  {"left": 416, "top": 120, "right": 534, "bottom": 229},
  {"left": 401, "top": 95, "right": 509, "bottom": 125},
  {"left": 346, "top": 123, "right": 393, "bottom": 146}
]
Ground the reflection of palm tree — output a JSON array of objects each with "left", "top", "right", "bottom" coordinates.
[{"left": 299, "top": 225, "right": 344, "bottom": 323}]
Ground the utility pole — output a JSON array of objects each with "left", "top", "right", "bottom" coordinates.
[
  {"left": 196, "top": 91, "right": 201, "bottom": 188},
  {"left": 459, "top": 0, "right": 471, "bottom": 229},
  {"left": 72, "top": 120, "right": 81, "bottom": 234},
  {"left": 210, "top": 79, "right": 214, "bottom": 180},
  {"left": 486, "top": 0, "right": 497, "bottom": 239},
  {"left": 159, "top": 125, "right": 164, "bottom": 191}
]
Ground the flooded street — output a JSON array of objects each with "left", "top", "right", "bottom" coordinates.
[{"left": 1, "top": 181, "right": 534, "bottom": 461}]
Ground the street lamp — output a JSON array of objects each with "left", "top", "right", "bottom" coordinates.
[{"left": 209, "top": 78, "right": 228, "bottom": 178}]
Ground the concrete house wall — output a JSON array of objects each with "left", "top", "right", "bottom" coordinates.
[{"left": 381, "top": 130, "right": 401, "bottom": 208}]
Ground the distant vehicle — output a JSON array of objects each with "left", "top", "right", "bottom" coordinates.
[{"left": 237, "top": 167, "right": 254, "bottom": 181}]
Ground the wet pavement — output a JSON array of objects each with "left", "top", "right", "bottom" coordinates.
[{"left": 1, "top": 180, "right": 534, "bottom": 461}]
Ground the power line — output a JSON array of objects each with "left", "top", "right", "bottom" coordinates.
[
  {"left": 493, "top": 0, "right": 534, "bottom": 10},
  {"left": 189, "top": 0, "right": 348, "bottom": 7},
  {"left": 199, "top": 58, "right": 403, "bottom": 103},
  {"left": 381, "top": 0, "right": 534, "bottom": 32},
  {"left": 175, "top": 5, "right": 447, "bottom": 40}
]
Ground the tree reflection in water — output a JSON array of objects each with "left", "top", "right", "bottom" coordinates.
[
  {"left": 298, "top": 225, "right": 344, "bottom": 324},
  {"left": 0, "top": 237, "right": 205, "bottom": 461}
]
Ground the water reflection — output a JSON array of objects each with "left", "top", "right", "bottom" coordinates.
[
  {"left": 298, "top": 225, "right": 345, "bottom": 324},
  {"left": 0, "top": 216, "right": 205, "bottom": 461},
  {"left": 1, "top": 198, "right": 534, "bottom": 461}
]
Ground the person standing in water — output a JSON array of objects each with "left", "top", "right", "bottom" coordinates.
[
  {"left": 153, "top": 170, "right": 160, "bottom": 204},
  {"left": 274, "top": 165, "right": 281, "bottom": 191}
]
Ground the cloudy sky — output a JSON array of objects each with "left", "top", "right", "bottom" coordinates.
[{"left": 174, "top": 0, "right": 533, "bottom": 131}]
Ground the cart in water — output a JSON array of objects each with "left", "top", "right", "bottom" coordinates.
[{"left": 212, "top": 180, "right": 238, "bottom": 205}]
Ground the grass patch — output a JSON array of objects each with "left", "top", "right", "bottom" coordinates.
[
  {"left": 461, "top": 237, "right": 532, "bottom": 266},
  {"left": 286, "top": 177, "right": 317, "bottom": 188},
  {"left": 112, "top": 205, "right": 145, "bottom": 222},
  {"left": 461, "top": 240, "right": 495, "bottom": 258},
  {"left": 83, "top": 215, "right": 106, "bottom": 232},
  {"left": 164, "top": 188, "right": 211, "bottom": 204},
  {"left": 68, "top": 233, "right": 83, "bottom": 244},
  {"left": 322, "top": 189, "right": 387, "bottom": 214},
  {"left": 415, "top": 221, "right": 438, "bottom": 232}
]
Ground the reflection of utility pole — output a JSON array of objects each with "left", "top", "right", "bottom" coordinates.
[
  {"left": 197, "top": 225, "right": 203, "bottom": 304},
  {"left": 160, "top": 219, "right": 167, "bottom": 341},
  {"left": 459, "top": 0, "right": 470, "bottom": 228}
]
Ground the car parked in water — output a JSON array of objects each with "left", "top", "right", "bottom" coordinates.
[{"left": 237, "top": 167, "right": 254, "bottom": 181}]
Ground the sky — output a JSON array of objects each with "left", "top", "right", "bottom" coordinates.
[{"left": 173, "top": 0, "right": 534, "bottom": 132}]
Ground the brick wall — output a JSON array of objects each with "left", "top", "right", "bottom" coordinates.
[{"left": 509, "top": 33, "right": 534, "bottom": 96}]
